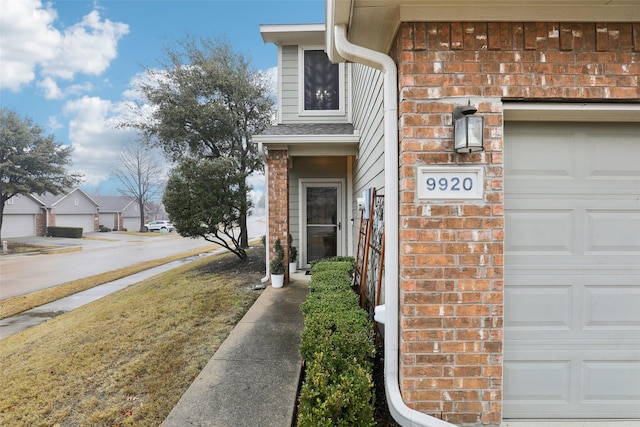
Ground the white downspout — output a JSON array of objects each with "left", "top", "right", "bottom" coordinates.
[
  {"left": 258, "top": 141, "right": 270, "bottom": 284},
  {"left": 334, "top": 25, "right": 456, "bottom": 427}
]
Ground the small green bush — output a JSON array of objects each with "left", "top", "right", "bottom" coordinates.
[
  {"left": 311, "top": 259, "right": 355, "bottom": 277},
  {"left": 47, "top": 226, "right": 83, "bottom": 238},
  {"left": 297, "top": 258, "right": 375, "bottom": 426},
  {"left": 297, "top": 353, "right": 375, "bottom": 427}
]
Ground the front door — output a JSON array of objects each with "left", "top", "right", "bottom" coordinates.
[{"left": 301, "top": 181, "right": 343, "bottom": 267}]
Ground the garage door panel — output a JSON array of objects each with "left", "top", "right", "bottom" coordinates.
[
  {"left": 586, "top": 132, "right": 640, "bottom": 181},
  {"left": 506, "top": 131, "right": 576, "bottom": 180},
  {"left": 506, "top": 285, "right": 573, "bottom": 329},
  {"left": 505, "top": 359, "right": 571, "bottom": 403},
  {"left": 583, "top": 360, "right": 640, "bottom": 402},
  {"left": 505, "top": 121, "right": 640, "bottom": 419},
  {"left": 586, "top": 210, "right": 640, "bottom": 253},
  {"left": 505, "top": 352, "right": 640, "bottom": 418},
  {"left": 506, "top": 210, "right": 574, "bottom": 253},
  {"left": 584, "top": 285, "right": 640, "bottom": 328},
  {"left": 507, "top": 272, "right": 640, "bottom": 340}
]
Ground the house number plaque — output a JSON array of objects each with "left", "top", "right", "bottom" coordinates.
[{"left": 417, "top": 167, "right": 484, "bottom": 200}]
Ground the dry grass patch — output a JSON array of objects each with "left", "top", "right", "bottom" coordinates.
[
  {"left": 1, "top": 242, "right": 56, "bottom": 254},
  {"left": 0, "top": 246, "right": 265, "bottom": 426},
  {"left": 0, "top": 245, "right": 219, "bottom": 320}
]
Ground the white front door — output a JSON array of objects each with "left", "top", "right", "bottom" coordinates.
[{"left": 301, "top": 181, "right": 343, "bottom": 268}]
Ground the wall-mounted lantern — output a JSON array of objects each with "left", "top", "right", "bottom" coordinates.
[{"left": 453, "top": 104, "right": 484, "bottom": 153}]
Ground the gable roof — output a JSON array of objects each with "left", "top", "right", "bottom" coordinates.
[
  {"left": 93, "top": 196, "right": 137, "bottom": 212},
  {"left": 37, "top": 187, "right": 100, "bottom": 208}
]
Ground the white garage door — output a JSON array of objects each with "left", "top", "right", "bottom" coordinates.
[
  {"left": 123, "top": 217, "right": 141, "bottom": 231},
  {"left": 504, "top": 122, "right": 640, "bottom": 419},
  {"left": 55, "top": 214, "right": 94, "bottom": 234},
  {"left": 3, "top": 215, "right": 36, "bottom": 238}
]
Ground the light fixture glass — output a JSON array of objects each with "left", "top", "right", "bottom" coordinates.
[{"left": 453, "top": 105, "right": 484, "bottom": 153}]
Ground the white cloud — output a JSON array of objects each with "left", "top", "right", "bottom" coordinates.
[
  {"left": 42, "top": 11, "right": 129, "bottom": 80},
  {"left": 263, "top": 66, "right": 278, "bottom": 98},
  {"left": 63, "top": 96, "right": 139, "bottom": 186},
  {"left": 37, "top": 77, "right": 63, "bottom": 100},
  {"left": 0, "top": 0, "right": 128, "bottom": 91}
]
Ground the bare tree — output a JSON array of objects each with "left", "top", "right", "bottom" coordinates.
[{"left": 111, "top": 137, "right": 165, "bottom": 232}]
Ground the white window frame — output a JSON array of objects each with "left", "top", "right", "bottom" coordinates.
[{"left": 298, "top": 46, "right": 345, "bottom": 117}]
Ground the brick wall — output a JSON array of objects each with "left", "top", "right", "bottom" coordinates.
[
  {"left": 394, "top": 22, "right": 639, "bottom": 426},
  {"left": 35, "top": 211, "right": 46, "bottom": 236},
  {"left": 268, "top": 150, "right": 289, "bottom": 280}
]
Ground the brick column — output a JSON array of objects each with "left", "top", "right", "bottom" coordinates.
[{"left": 267, "top": 149, "right": 289, "bottom": 281}]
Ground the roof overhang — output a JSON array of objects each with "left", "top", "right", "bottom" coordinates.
[
  {"left": 260, "top": 23, "right": 326, "bottom": 46},
  {"left": 255, "top": 133, "right": 359, "bottom": 156},
  {"left": 326, "top": 0, "right": 640, "bottom": 62}
]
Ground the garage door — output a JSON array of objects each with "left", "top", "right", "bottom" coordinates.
[
  {"left": 504, "top": 122, "right": 640, "bottom": 419},
  {"left": 3, "top": 215, "right": 36, "bottom": 238},
  {"left": 55, "top": 214, "right": 94, "bottom": 234},
  {"left": 123, "top": 217, "right": 141, "bottom": 231}
]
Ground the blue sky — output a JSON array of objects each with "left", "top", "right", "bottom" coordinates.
[{"left": 0, "top": 0, "right": 324, "bottom": 196}]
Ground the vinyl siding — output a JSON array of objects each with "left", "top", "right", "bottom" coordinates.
[
  {"left": 53, "top": 193, "right": 97, "bottom": 214},
  {"left": 4, "top": 195, "right": 43, "bottom": 214},
  {"left": 353, "top": 64, "right": 385, "bottom": 196}
]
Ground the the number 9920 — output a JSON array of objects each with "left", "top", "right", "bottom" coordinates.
[{"left": 425, "top": 177, "right": 473, "bottom": 191}]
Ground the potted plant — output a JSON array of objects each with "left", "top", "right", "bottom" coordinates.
[
  {"left": 270, "top": 238, "right": 285, "bottom": 288},
  {"left": 288, "top": 234, "right": 297, "bottom": 274}
]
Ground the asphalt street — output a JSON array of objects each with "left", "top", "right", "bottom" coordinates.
[{"left": 0, "top": 215, "right": 266, "bottom": 300}]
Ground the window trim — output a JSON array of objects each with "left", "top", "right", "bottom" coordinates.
[{"left": 298, "top": 46, "right": 345, "bottom": 117}]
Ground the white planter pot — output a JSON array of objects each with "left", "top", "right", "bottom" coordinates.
[
  {"left": 289, "top": 262, "right": 297, "bottom": 274},
  {"left": 271, "top": 274, "right": 285, "bottom": 288}
]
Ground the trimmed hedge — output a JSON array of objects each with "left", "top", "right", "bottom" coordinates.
[
  {"left": 297, "top": 257, "right": 375, "bottom": 427},
  {"left": 47, "top": 226, "right": 83, "bottom": 238}
]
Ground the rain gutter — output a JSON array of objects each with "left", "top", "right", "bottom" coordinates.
[{"left": 333, "top": 24, "right": 456, "bottom": 427}]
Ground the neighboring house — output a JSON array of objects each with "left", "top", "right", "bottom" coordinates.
[
  {"left": 2, "top": 194, "right": 46, "bottom": 238},
  {"left": 39, "top": 188, "right": 99, "bottom": 234},
  {"left": 94, "top": 196, "right": 147, "bottom": 231},
  {"left": 256, "top": 2, "right": 640, "bottom": 426}
]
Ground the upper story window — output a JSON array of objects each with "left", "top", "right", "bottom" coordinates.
[{"left": 300, "top": 48, "right": 344, "bottom": 115}]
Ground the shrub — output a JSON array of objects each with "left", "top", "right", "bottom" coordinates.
[
  {"left": 297, "top": 353, "right": 375, "bottom": 427},
  {"left": 47, "top": 226, "right": 83, "bottom": 238},
  {"left": 270, "top": 238, "right": 285, "bottom": 275},
  {"left": 297, "top": 259, "right": 375, "bottom": 426},
  {"left": 310, "top": 258, "right": 355, "bottom": 275}
]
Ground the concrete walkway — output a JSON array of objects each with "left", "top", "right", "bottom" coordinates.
[{"left": 163, "top": 273, "right": 309, "bottom": 427}]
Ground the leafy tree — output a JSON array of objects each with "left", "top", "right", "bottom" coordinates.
[
  {"left": 0, "top": 109, "right": 81, "bottom": 241},
  {"left": 111, "top": 137, "right": 165, "bottom": 232},
  {"left": 126, "top": 36, "right": 274, "bottom": 257},
  {"left": 163, "top": 157, "right": 249, "bottom": 259}
]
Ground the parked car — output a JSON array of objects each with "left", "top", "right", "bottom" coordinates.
[{"left": 144, "top": 220, "right": 174, "bottom": 232}]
